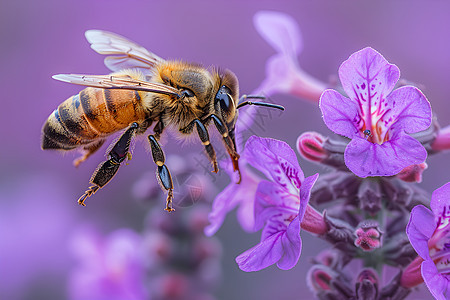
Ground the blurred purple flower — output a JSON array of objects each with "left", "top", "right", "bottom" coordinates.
[
  {"left": 252, "top": 10, "right": 326, "bottom": 101},
  {"left": 320, "top": 47, "right": 432, "bottom": 178},
  {"left": 68, "top": 228, "right": 148, "bottom": 300},
  {"left": 0, "top": 174, "right": 78, "bottom": 299},
  {"left": 405, "top": 182, "right": 450, "bottom": 300},
  {"left": 236, "top": 11, "right": 326, "bottom": 149},
  {"left": 235, "top": 136, "right": 318, "bottom": 271}
]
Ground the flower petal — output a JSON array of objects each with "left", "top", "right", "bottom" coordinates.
[
  {"left": 244, "top": 136, "right": 305, "bottom": 192},
  {"left": 430, "top": 182, "right": 450, "bottom": 218},
  {"left": 254, "top": 180, "right": 299, "bottom": 231},
  {"left": 205, "top": 162, "right": 260, "bottom": 236},
  {"left": 344, "top": 133, "right": 427, "bottom": 177},
  {"left": 253, "top": 10, "right": 302, "bottom": 57},
  {"left": 319, "top": 89, "right": 360, "bottom": 139},
  {"left": 406, "top": 205, "right": 436, "bottom": 260},
  {"left": 383, "top": 86, "right": 431, "bottom": 135},
  {"left": 421, "top": 259, "right": 450, "bottom": 300},
  {"left": 277, "top": 214, "right": 302, "bottom": 270},
  {"left": 298, "top": 174, "right": 320, "bottom": 219},
  {"left": 236, "top": 232, "right": 284, "bottom": 272},
  {"left": 339, "top": 47, "right": 400, "bottom": 112}
]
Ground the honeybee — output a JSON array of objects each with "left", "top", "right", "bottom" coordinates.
[{"left": 42, "top": 30, "right": 284, "bottom": 211}]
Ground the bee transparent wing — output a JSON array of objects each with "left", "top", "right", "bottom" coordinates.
[
  {"left": 85, "top": 30, "right": 164, "bottom": 74},
  {"left": 53, "top": 74, "right": 180, "bottom": 97}
]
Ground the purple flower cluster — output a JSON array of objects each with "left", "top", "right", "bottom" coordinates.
[{"left": 206, "top": 10, "right": 450, "bottom": 300}]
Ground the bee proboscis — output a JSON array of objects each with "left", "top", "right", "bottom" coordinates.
[{"left": 42, "top": 30, "right": 284, "bottom": 211}]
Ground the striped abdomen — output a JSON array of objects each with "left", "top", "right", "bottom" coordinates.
[{"left": 41, "top": 87, "right": 148, "bottom": 150}]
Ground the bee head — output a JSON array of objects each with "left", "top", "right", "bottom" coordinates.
[{"left": 214, "top": 69, "right": 239, "bottom": 127}]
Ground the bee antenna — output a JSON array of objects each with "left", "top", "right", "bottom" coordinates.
[{"left": 236, "top": 101, "right": 285, "bottom": 111}]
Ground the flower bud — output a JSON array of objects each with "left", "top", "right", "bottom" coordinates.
[
  {"left": 357, "top": 180, "right": 382, "bottom": 215},
  {"left": 323, "top": 212, "right": 357, "bottom": 254},
  {"left": 354, "top": 220, "right": 382, "bottom": 251},
  {"left": 355, "top": 269, "right": 378, "bottom": 300},
  {"left": 383, "top": 233, "right": 416, "bottom": 267},
  {"left": 307, "top": 265, "right": 354, "bottom": 299},
  {"left": 297, "top": 132, "right": 329, "bottom": 162},
  {"left": 380, "top": 178, "right": 413, "bottom": 210},
  {"left": 396, "top": 163, "right": 427, "bottom": 183}
]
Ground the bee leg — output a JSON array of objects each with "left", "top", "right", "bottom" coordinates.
[
  {"left": 73, "top": 139, "right": 106, "bottom": 168},
  {"left": 182, "top": 119, "right": 218, "bottom": 173},
  {"left": 78, "top": 123, "right": 139, "bottom": 206},
  {"left": 206, "top": 114, "right": 241, "bottom": 183},
  {"left": 148, "top": 135, "right": 175, "bottom": 212}
]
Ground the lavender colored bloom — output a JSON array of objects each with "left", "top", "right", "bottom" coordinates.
[
  {"left": 406, "top": 182, "right": 450, "bottom": 300},
  {"left": 252, "top": 11, "right": 326, "bottom": 101},
  {"left": 320, "top": 47, "right": 432, "bottom": 177},
  {"left": 235, "top": 136, "right": 318, "bottom": 271},
  {"left": 68, "top": 228, "right": 148, "bottom": 300}
]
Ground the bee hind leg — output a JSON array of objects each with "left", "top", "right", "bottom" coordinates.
[
  {"left": 73, "top": 139, "right": 106, "bottom": 168},
  {"left": 78, "top": 123, "right": 138, "bottom": 206},
  {"left": 148, "top": 135, "right": 174, "bottom": 212}
]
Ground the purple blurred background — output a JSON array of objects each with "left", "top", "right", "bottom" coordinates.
[{"left": 1, "top": 1, "right": 449, "bottom": 299}]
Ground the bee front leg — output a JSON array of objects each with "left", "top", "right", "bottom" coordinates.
[
  {"left": 182, "top": 119, "right": 218, "bottom": 173},
  {"left": 78, "top": 122, "right": 138, "bottom": 206},
  {"left": 205, "top": 114, "right": 241, "bottom": 183},
  {"left": 147, "top": 135, "right": 174, "bottom": 212}
]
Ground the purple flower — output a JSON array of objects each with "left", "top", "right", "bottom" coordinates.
[
  {"left": 406, "top": 182, "right": 450, "bottom": 300},
  {"left": 252, "top": 11, "right": 326, "bottom": 101},
  {"left": 236, "top": 11, "right": 326, "bottom": 149},
  {"left": 68, "top": 228, "right": 148, "bottom": 300},
  {"left": 235, "top": 136, "right": 319, "bottom": 271},
  {"left": 320, "top": 47, "right": 432, "bottom": 177}
]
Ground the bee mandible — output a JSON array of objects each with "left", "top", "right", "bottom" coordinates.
[{"left": 41, "top": 30, "right": 284, "bottom": 211}]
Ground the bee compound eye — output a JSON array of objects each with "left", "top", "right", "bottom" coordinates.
[{"left": 215, "top": 86, "right": 234, "bottom": 113}]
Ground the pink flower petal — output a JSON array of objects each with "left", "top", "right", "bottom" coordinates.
[
  {"left": 344, "top": 133, "right": 427, "bottom": 177},
  {"left": 406, "top": 205, "right": 436, "bottom": 260}
]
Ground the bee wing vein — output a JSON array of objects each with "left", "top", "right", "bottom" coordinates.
[
  {"left": 52, "top": 74, "right": 180, "bottom": 96},
  {"left": 85, "top": 30, "right": 164, "bottom": 73}
]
